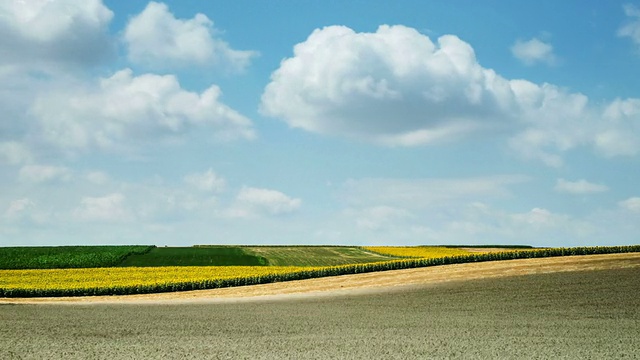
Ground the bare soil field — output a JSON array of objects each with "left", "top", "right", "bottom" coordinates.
[{"left": 1, "top": 253, "right": 639, "bottom": 359}]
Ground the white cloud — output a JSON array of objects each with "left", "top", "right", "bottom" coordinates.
[
  {"left": 346, "top": 206, "right": 413, "bottom": 231},
  {"left": 618, "top": 4, "right": 640, "bottom": 50},
  {"left": 30, "top": 68, "right": 255, "bottom": 153},
  {"left": 74, "top": 193, "right": 132, "bottom": 222},
  {"left": 262, "top": 24, "right": 640, "bottom": 165},
  {"left": 18, "top": 165, "right": 72, "bottom": 184},
  {"left": 184, "top": 168, "right": 226, "bottom": 192},
  {"left": 261, "top": 25, "right": 520, "bottom": 146},
  {"left": 0, "top": 141, "right": 33, "bottom": 165},
  {"left": 85, "top": 171, "right": 110, "bottom": 185},
  {"left": 511, "top": 38, "right": 557, "bottom": 66},
  {"left": 4, "top": 198, "right": 35, "bottom": 219},
  {"left": 340, "top": 175, "right": 529, "bottom": 209},
  {"left": 554, "top": 179, "right": 609, "bottom": 195},
  {"left": 228, "top": 187, "right": 301, "bottom": 218},
  {"left": 124, "top": 2, "right": 257, "bottom": 70},
  {"left": 0, "top": 0, "right": 114, "bottom": 69},
  {"left": 619, "top": 197, "right": 640, "bottom": 212},
  {"left": 595, "top": 98, "right": 640, "bottom": 157}
]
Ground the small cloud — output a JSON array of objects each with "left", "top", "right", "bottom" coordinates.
[
  {"left": 4, "top": 198, "right": 35, "bottom": 219},
  {"left": 347, "top": 206, "right": 413, "bottom": 231},
  {"left": 184, "top": 168, "right": 226, "bottom": 192},
  {"left": 85, "top": 171, "right": 110, "bottom": 185},
  {"left": 511, "top": 38, "right": 557, "bottom": 66},
  {"left": 0, "top": 142, "right": 33, "bottom": 165},
  {"left": 554, "top": 179, "right": 609, "bottom": 194},
  {"left": 74, "top": 193, "right": 133, "bottom": 222},
  {"left": 228, "top": 187, "right": 301, "bottom": 218},
  {"left": 18, "top": 165, "right": 72, "bottom": 183},
  {"left": 619, "top": 197, "right": 640, "bottom": 212},
  {"left": 618, "top": 4, "right": 640, "bottom": 51},
  {"left": 123, "top": 1, "right": 257, "bottom": 71}
]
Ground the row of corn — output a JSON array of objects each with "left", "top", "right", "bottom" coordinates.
[{"left": 1, "top": 245, "right": 639, "bottom": 298}]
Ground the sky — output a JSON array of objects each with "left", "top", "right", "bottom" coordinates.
[{"left": 1, "top": 0, "right": 640, "bottom": 247}]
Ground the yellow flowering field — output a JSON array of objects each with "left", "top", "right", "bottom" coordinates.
[
  {"left": 363, "top": 246, "right": 472, "bottom": 259},
  {"left": 0, "top": 266, "right": 311, "bottom": 294}
]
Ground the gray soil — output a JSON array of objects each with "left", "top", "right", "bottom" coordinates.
[{"left": 1, "top": 266, "right": 639, "bottom": 359}]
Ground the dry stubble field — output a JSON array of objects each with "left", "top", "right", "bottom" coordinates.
[{"left": 1, "top": 253, "right": 639, "bottom": 359}]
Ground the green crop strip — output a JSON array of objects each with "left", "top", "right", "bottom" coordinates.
[{"left": 0, "top": 246, "right": 155, "bottom": 270}]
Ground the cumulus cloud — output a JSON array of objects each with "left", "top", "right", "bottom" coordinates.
[
  {"left": 228, "top": 187, "right": 301, "bottom": 218},
  {"left": 262, "top": 24, "right": 640, "bottom": 165},
  {"left": 29, "top": 68, "right": 255, "bottom": 153},
  {"left": 124, "top": 2, "right": 257, "bottom": 70},
  {"left": 18, "top": 165, "right": 72, "bottom": 184},
  {"left": 619, "top": 197, "right": 640, "bottom": 212},
  {"left": 260, "top": 25, "right": 578, "bottom": 149},
  {"left": 74, "top": 193, "right": 132, "bottom": 222},
  {"left": 0, "top": 0, "right": 114, "bottom": 69},
  {"left": 618, "top": 4, "right": 640, "bottom": 50},
  {"left": 554, "top": 179, "right": 609, "bottom": 195},
  {"left": 184, "top": 168, "right": 226, "bottom": 192},
  {"left": 511, "top": 38, "right": 557, "bottom": 66},
  {"left": 261, "top": 25, "right": 521, "bottom": 146}
]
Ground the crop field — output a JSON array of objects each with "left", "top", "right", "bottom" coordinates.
[
  {"left": 241, "top": 246, "right": 398, "bottom": 266},
  {"left": 363, "top": 246, "right": 473, "bottom": 258},
  {"left": 118, "top": 246, "right": 268, "bottom": 267},
  {"left": 0, "top": 246, "right": 154, "bottom": 269},
  {"left": 1, "top": 264, "right": 638, "bottom": 359},
  {"left": 1, "top": 245, "right": 639, "bottom": 297}
]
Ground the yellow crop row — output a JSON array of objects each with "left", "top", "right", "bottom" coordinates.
[
  {"left": 363, "top": 246, "right": 472, "bottom": 259},
  {"left": 0, "top": 266, "right": 309, "bottom": 292}
]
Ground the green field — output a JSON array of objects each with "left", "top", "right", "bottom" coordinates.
[
  {"left": 118, "top": 247, "right": 268, "bottom": 267},
  {"left": 0, "top": 246, "right": 154, "bottom": 270},
  {"left": 241, "top": 246, "right": 398, "bottom": 266}
]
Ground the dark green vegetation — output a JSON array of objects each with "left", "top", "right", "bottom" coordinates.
[
  {"left": 3, "top": 244, "right": 640, "bottom": 297},
  {"left": 118, "top": 247, "right": 267, "bottom": 267},
  {"left": 0, "top": 246, "right": 154, "bottom": 270},
  {"left": 2, "top": 267, "right": 638, "bottom": 359},
  {"left": 241, "top": 246, "right": 397, "bottom": 266}
]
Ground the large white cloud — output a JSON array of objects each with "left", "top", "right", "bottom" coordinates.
[
  {"left": 0, "top": 0, "right": 114, "bottom": 68},
  {"left": 29, "top": 68, "right": 255, "bottom": 153},
  {"left": 124, "top": 2, "right": 257, "bottom": 70},
  {"left": 262, "top": 24, "right": 640, "bottom": 165},
  {"left": 511, "top": 38, "right": 557, "bottom": 66},
  {"left": 262, "top": 25, "right": 521, "bottom": 146}
]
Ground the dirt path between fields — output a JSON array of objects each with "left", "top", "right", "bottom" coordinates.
[{"left": 3, "top": 252, "right": 639, "bottom": 305}]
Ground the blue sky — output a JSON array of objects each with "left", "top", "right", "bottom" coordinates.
[{"left": 1, "top": 0, "right": 640, "bottom": 247}]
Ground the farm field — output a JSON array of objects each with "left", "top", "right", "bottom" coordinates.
[
  {"left": 118, "top": 246, "right": 268, "bottom": 267},
  {"left": 1, "top": 245, "right": 639, "bottom": 297},
  {"left": 2, "top": 254, "right": 639, "bottom": 359},
  {"left": 0, "top": 246, "right": 154, "bottom": 269},
  {"left": 241, "top": 245, "right": 399, "bottom": 266}
]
